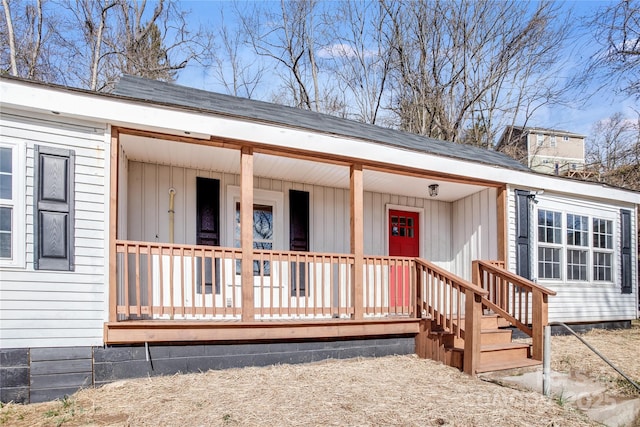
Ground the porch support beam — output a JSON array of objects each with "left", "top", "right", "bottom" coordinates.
[
  {"left": 108, "top": 127, "right": 119, "bottom": 323},
  {"left": 350, "top": 164, "right": 364, "bottom": 320},
  {"left": 497, "top": 185, "right": 508, "bottom": 266},
  {"left": 240, "top": 147, "right": 255, "bottom": 321}
]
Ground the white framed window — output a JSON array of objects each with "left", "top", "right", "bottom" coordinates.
[
  {"left": 593, "top": 218, "right": 613, "bottom": 281},
  {"left": 534, "top": 202, "right": 617, "bottom": 284},
  {"left": 566, "top": 214, "right": 588, "bottom": 281},
  {"left": 563, "top": 136, "right": 569, "bottom": 142},
  {"left": 0, "top": 142, "right": 25, "bottom": 268},
  {"left": 536, "top": 134, "right": 544, "bottom": 146},
  {"left": 537, "top": 209, "right": 562, "bottom": 279},
  {"left": 550, "top": 135, "right": 557, "bottom": 147}
]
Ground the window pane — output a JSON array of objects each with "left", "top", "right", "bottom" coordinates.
[
  {"left": 567, "top": 249, "right": 587, "bottom": 281},
  {"left": 538, "top": 246, "right": 561, "bottom": 279},
  {"left": 0, "top": 147, "right": 11, "bottom": 174},
  {"left": 592, "top": 218, "right": 613, "bottom": 249},
  {"left": 0, "top": 232, "right": 10, "bottom": 258},
  {"left": 593, "top": 252, "right": 612, "bottom": 281},
  {"left": 253, "top": 204, "right": 273, "bottom": 240},
  {"left": 0, "top": 174, "right": 11, "bottom": 200},
  {"left": 0, "top": 207, "right": 11, "bottom": 231},
  {"left": 538, "top": 210, "right": 561, "bottom": 244},
  {"left": 567, "top": 214, "right": 588, "bottom": 246}
]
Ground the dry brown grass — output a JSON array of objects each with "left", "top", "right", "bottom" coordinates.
[
  {"left": 549, "top": 319, "right": 640, "bottom": 397},
  {"left": 1, "top": 355, "right": 595, "bottom": 427},
  {"left": 4, "top": 321, "right": 638, "bottom": 427}
]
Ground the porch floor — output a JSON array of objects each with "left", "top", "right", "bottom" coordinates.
[{"left": 104, "top": 317, "right": 421, "bottom": 344}]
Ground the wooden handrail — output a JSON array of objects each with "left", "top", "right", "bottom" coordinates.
[
  {"left": 473, "top": 260, "right": 556, "bottom": 361},
  {"left": 415, "top": 258, "right": 487, "bottom": 374},
  {"left": 415, "top": 258, "right": 488, "bottom": 297},
  {"left": 474, "top": 260, "right": 557, "bottom": 296}
]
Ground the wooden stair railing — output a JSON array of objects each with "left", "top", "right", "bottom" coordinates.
[
  {"left": 415, "top": 258, "right": 488, "bottom": 374},
  {"left": 472, "top": 260, "right": 557, "bottom": 360}
]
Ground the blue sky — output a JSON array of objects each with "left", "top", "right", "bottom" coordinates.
[{"left": 175, "top": 0, "right": 638, "bottom": 139}]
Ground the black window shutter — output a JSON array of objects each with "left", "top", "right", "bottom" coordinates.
[
  {"left": 515, "top": 190, "right": 531, "bottom": 280},
  {"left": 289, "top": 190, "right": 309, "bottom": 252},
  {"left": 290, "top": 190, "right": 309, "bottom": 296},
  {"left": 196, "top": 177, "right": 220, "bottom": 294},
  {"left": 34, "top": 145, "right": 75, "bottom": 271},
  {"left": 620, "top": 209, "right": 632, "bottom": 294}
]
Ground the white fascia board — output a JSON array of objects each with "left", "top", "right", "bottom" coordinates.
[{"left": 3, "top": 79, "right": 639, "bottom": 205}]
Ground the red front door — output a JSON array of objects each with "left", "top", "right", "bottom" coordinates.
[{"left": 389, "top": 210, "right": 419, "bottom": 308}]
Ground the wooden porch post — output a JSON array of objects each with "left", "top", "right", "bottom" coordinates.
[
  {"left": 241, "top": 147, "right": 255, "bottom": 321},
  {"left": 109, "top": 127, "right": 119, "bottom": 323},
  {"left": 464, "top": 261, "right": 483, "bottom": 375},
  {"left": 531, "top": 290, "right": 548, "bottom": 361},
  {"left": 497, "top": 185, "right": 508, "bottom": 267},
  {"left": 350, "top": 164, "right": 364, "bottom": 320}
]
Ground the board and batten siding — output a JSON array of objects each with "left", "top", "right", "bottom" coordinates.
[
  {"left": 451, "top": 188, "right": 498, "bottom": 280},
  {"left": 0, "top": 111, "right": 108, "bottom": 349},
  {"left": 506, "top": 186, "right": 638, "bottom": 323},
  {"left": 125, "top": 161, "right": 452, "bottom": 266}
]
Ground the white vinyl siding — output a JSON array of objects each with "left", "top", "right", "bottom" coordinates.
[
  {"left": 0, "top": 111, "right": 107, "bottom": 349},
  {"left": 451, "top": 188, "right": 498, "bottom": 280},
  {"left": 125, "top": 162, "right": 454, "bottom": 270}
]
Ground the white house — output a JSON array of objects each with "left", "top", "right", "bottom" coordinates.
[{"left": 1, "top": 75, "right": 637, "bottom": 403}]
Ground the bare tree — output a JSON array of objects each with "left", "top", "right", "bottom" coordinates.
[
  {"left": 2, "top": 0, "right": 211, "bottom": 91},
  {"left": 381, "top": 0, "right": 573, "bottom": 147},
  {"left": 1, "top": 0, "right": 60, "bottom": 81},
  {"left": 240, "top": 0, "right": 326, "bottom": 111},
  {"left": 207, "top": 6, "right": 264, "bottom": 98},
  {"left": 584, "top": 0, "right": 640, "bottom": 99},
  {"left": 587, "top": 112, "right": 640, "bottom": 189},
  {"left": 320, "top": 0, "right": 392, "bottom": 124},
  {"left": 2, "top": 0, "right": 18, "bottom": 75}
]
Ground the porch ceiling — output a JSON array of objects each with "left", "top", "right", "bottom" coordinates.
[{"left": 120, "top": 134, "right": 487, "bottom": 202}]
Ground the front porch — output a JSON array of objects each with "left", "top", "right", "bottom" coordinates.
[
  {"left": 107, "top": 127, "right": 555, "bottom": 374},
  {"left": 106, "top": 239, "right": 555, "bottom": 374}
]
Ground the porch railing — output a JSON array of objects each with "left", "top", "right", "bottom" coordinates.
[
  {"left": 472, "top": 260, "right": 557, "bottom": 360},
  {"left": 115, "top": 240, "right": 416, "bottom": 321},
  {"left": 415, "top": 258, "right": 488, "bottom": 374}
]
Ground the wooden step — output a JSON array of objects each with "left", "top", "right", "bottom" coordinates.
[
  {"left": 480, "top": 329, "right": 513, "bottom": 345},
  {"left": 476, "top": 358, "right": 541, "bottom": 373},
  {"left": 480, "top": 342, "right": 530, "bottom": 365},
  {"left": 442, "top": 328, "right": 513, "bottom": 348},
  {"left": 459, "top": 315, "right": 511, "bottom": 331}
]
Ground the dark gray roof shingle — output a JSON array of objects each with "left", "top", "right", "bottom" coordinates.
[{"left": 112, "top": 75, "right": 529, "bottom": 172}]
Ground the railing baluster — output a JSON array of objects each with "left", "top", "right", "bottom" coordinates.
[
  {"left": 123, "top": 243, "right": 130, "bottom": 317},
  {"left": 158, "top": 246, "right": 164, "bottom": 316},
  {"left": 179, "top": 247, "right": 185, "bottom": 318},
  {"left": 146, "top": 244, "right": 152, "bottom": 317},
  {"left": 135, "top": 244, "right": 141, "bottom": 316}
]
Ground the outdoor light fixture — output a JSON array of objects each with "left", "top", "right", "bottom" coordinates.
[{"left": 428, "top": 184, "right": 439, "bottom": 197}]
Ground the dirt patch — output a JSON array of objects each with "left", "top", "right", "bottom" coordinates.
[{"left": 1, "top": 355, "right": 594, "bottom": 427}]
